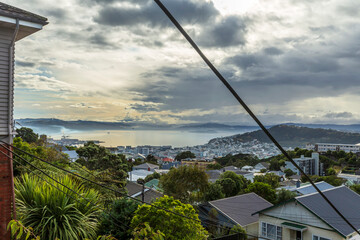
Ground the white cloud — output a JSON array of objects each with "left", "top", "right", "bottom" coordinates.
[{"left": 4, "top": 0, "right": 360, "bottom": 124}]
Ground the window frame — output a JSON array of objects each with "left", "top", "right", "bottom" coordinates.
[
  {"left": 261, "top": 222, "right": 282, "bottom": 240},
  {"left": 312, "top": 234, "right": 332, "bottom": 240}
]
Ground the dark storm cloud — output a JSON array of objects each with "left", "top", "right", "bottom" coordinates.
[
  {"left": 227, "top": 54, "right": 264, "bottom": 70},
  {"left": 197, "top": 15, "right": 248, "bottom": 47},
  {"left": 94, "top": 0, "right": 219, "bottom": 27},
  {"left": 16, "top": 61, "right": 35, "bottom": 67},
  {"left": 263, "top": 47, "right": 283, "bottom": 56},
  {"left": 43, "top": 8, "right": 68, "bottom": 19},
  {"left": 129, "top": 103, "right": 160, "bottom": 112},
  {"left": 89, "top": 33, "right": 114, "bottom": 47},
  {"left": 323, "top": 112, "right": 353, "bottom": 119}
]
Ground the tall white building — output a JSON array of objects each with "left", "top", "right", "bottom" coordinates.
[
  {"left": 285, "top": 153, "right": 320, "bottom": 176},
  {"left": 306, "top": 143, "right": 360, "bottom": 153}
]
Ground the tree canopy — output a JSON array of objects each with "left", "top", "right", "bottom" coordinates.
[
  {"left": 159, "top": 165, "right": 208, "bottom": 203},
  {"left": 16, "top": 127, "right": 38, "bottom": 143},
  {"left": 245, "top": 182, "right": 277, "bottom": 204},
  {"left": 175, "top": 151, "right": 196, "bottom": 161},
  {"left": 98, "top": 198, "right": 140, "bottom": 239},
  {"left": 253, "top": 173, "right": 280, "bottom": 189},
  {"left": 204, "top": 183, "right": 225, "bottom": 201},
  {"left": 76, "top": 141, "right": 129, "bottom": 188},
  {"left": 131, "top": 195, "right": 208, "bottom": 240},
  {"left": 15, "top": 174, "right": 100, "bottom": 240},
  {"left": 216, "top": 171, "right": 249, "bottom": 197}
]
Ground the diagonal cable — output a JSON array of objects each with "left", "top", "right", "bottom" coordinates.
[
  {"left": 2, "top": 141, "right": 273, "bottom": 240},
  {"left": 0, "top": 147, "right": 131, "bottom": 232},
  {"left": 153, "top": 0, "right": 360, "bottom": 235}
]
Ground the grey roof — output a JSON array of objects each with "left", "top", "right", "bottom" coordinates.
[
  {"left": 206, "top": 170, "right": 221, "bottom": 182},
  {"left": 126, "top": 181, "right": 163, "bottom": 204},
  {"left": 133, "top": 162, "right": 159, "bottom": 169},
  {"left": 296, "top": 181, "right": 334, "bottom": 195},
  {"left": 296, "top": 186, "right": 360, "bottom": 237},
  {"left": 0, "top": 2, "right": 48, "bottom": 25},
  {"left": 209, "top": 192, "right": 273, "bottom": 227},
  {"left": 220, "top": 166, "right": 251, "bottom": 176},
  {"left": 256, "top": 162, "right": 270, "bottom": 169},
  {"left": 221, "top": 166, "right": 240, "bottom": 172}
]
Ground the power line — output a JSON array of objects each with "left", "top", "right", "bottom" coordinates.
[
  {"left": 0, "top": 147, "right": 132, "bottom": 232},
  {"left": 3, "top": 142, "right": 273, "bottom": 240},
  {"left": 152, "top": 0, "right": 360, "bottom": 236}
]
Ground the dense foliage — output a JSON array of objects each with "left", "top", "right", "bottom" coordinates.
[
  {"left": 253, "top": 173, "right": 280, "bottom": 189},
  {"left": 301, "top": 175, "right": 346, "bottom": 186},
  {"left": 98, "top": 198, "right": 140, "bottom": 239},
  {"left": 76, "top": 141, "right": 129, "bottom": 190},
  {"left": 204, "top": 183, "right": 225, "bottom": 201},
  {"left": 175, "top": 151, "right": 196, "bottom": 161},
  {"left": 15, "top": 174, "right": 100, "bottom": 240},
  {"left": 215, "top": 153, "right": 260, "bottom": 168},
  {"left": 16, "top": 127, "right": 39, "bottom": 144},
  {"left": 215, "top": 171, "right": 249, "bottom": 197},
  {"left": 228, "top": 125, "right": 360, "bottom": 147},
  {"left": 276, "top": 189, "right": 297, "bottom": 204},
  {"left": 245, "top": 182, "right": 277, "bottom": 203},
  {"left": 131, "top": 196, "right": 208, "bottom": 240},
  {"left": 160, "top": 165, "right": 209, "bottom": 203}
]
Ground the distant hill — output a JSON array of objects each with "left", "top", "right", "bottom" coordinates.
[{"left": 208, "top": 125, "right": 360, "bottom": 147}]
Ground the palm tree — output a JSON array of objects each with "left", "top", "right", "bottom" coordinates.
[{"left": 15, "top": 174, "right": 100, "bottom": 240}]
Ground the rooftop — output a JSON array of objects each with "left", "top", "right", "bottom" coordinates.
[
  {"left": 0, "top": 2, "right": 48, "bottom": 25},
  {"left": 209, "top": 192, "right": 273, "bottom": 227},
  {"left": 296, "top": 181, "right": 334, "bottom": 195},
  {"left": 296, "top": 186, "right": 360, "bottom": 237}
]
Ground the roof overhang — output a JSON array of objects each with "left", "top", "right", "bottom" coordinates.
[
  {"left": 0, "top": 15, "right": 44, "bottom": 41},
  {"left": 281, "top": 222, "right": 307, "bottom": 232}
]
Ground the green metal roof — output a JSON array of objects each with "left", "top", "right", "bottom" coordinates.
[{"left": 282, "top": 222, "right": 307, "bottom": 231}]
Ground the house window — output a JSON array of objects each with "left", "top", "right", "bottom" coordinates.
[
  {"left": 261, "top": 222, "right": 282, "bottom": 240},
  {"left": 313, "top": 235, "right": 331, "bottom": 240}
]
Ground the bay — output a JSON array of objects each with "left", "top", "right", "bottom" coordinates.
[{"left": 30, "top": 128, "right": 254, "bottom": 147}]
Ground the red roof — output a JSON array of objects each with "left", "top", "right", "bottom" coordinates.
[{"left": 162, "top": 157, "right": 174, "bottom": 162}]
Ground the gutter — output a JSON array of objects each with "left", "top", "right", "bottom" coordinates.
[{"left": 8, "top": 18, "right": 19, "bottom": 220}]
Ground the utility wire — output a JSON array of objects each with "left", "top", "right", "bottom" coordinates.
[
  {"left": 0, "top": 147, "right": 132, "bottom": 232},
  {"left": 2, "top": 142, "right": 272, "bottom": 240},
  {"left": 153, "top": 0, "right": 360, "bottom": 236}
]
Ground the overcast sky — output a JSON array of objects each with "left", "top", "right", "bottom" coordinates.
[{"left": 7, "top": 0, "right": 360, "bottom": 125}]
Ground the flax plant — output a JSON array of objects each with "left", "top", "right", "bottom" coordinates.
[{"left": 15, "top": 174, "right": 101, "bottom": 240}]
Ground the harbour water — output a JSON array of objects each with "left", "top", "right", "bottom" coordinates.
[{"left": 34, "top": 129, "right": 254, "bottom": 147}]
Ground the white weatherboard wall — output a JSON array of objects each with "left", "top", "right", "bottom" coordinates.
[
  {"left": 263, "top": 201, "right": 332, "bottom": 230},
  {"left": 0, "top": 26, "right": 13, "bottom": 139}
]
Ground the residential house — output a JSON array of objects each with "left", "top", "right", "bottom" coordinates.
[
  {"left": 126, "top": 181, "right": 163, "bottom": 204},
  {"left": 128, "top": 170, "right": 153, "bottom": 182},
  {"left": 295, "top": 181, "right": 334, "bottom": 196},
  {"left": 133, "top": 162, "right": 159, "bottom": 171},
  {"left": 0, "top": 3, "right": 47, "bottom": 238},
  {"left": 181, "top": 160, "right": 212, "bottom": 171},
  {"left": 220, "top": 166, "right": 255, "bottom": 182},
  {"left": 277, "top": 181, "right": 335, "bottom": 196},
  {"left": 144, "top": 179, "right": 161, "bottom": 191},
  {"left": 160, "top": 161, "right": 181, "bottom": 169},
  {"left": 241, "top": 165, "right": 254, "bottom": 172},
  {"left": 199, "top": 193, "right": 273, "bottom": 237},
  {"left": 206, "top": 170, "right": 222, "bottom": 183},
  {"left": 256, "top": 186, "right": 360, "bottom": 240},
  {"left": 254, "top": 162, "right": 270, "bottom": 172}
]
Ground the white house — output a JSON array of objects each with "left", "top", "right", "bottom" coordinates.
[{"left": 256, "top": 186, "right": 360, "bottom": 240}]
